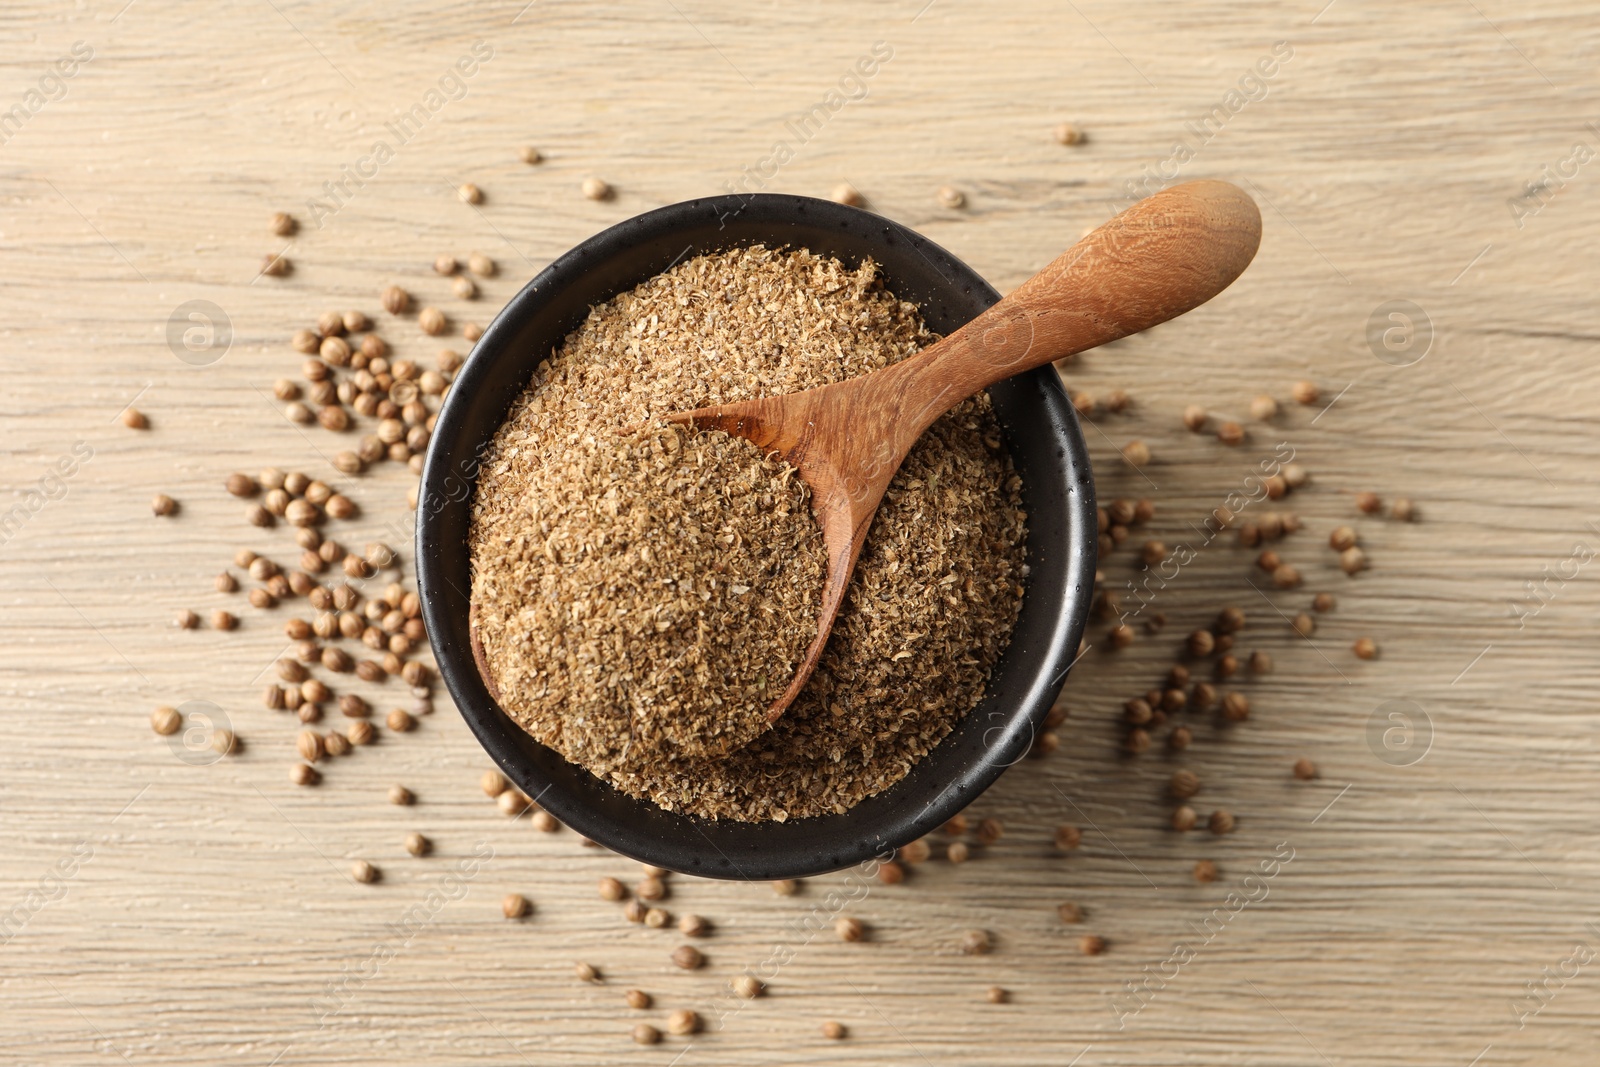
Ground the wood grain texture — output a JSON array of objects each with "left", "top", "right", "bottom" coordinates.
[{"left": 3, "top": 1, "right": 1599, "bottom": 1064}]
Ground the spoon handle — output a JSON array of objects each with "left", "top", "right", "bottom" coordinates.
[{"left": 885, "top": 179, "right": 1261, "bottom": 438}]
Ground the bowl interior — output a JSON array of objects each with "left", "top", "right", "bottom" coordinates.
[{"left": 417, "top": 194, "right": 1096, "bottom": 880}]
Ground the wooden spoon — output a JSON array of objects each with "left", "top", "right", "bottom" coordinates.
[{"left": 668, "top": 179, "right": 1263, "bottom": 731}]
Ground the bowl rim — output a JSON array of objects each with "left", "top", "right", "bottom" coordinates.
[{"left": 416, "top": 192, "right": 1096, "bottom": 879}]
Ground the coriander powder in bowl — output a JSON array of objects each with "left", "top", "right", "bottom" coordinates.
[{"left": 419, "top": 194, "right": 1095, "bottom": 879}]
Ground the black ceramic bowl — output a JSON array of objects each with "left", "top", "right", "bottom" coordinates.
[{"left": 417, "top": 194, "right": 1096, "bottom": 880}]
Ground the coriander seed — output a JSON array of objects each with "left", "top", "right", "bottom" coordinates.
[
  {"left": 1313, "top": 592, "right": 1336, "bottom": 612},
  {"left": 936, "top": 185, "right": 965, "bottom": 209},
  {"left": 502, "top": 893, "right": 530, "bottom": 919},
  {"left": 1171, "top": 805, "right": 1197, "bottom": 832},
  {"left": 1293, "top": 757, "right": 1318, "bottom": 780},
  {"left": 1392, "top": 497, "right": 1415, "bottom": 521},
  {"left": 987, "top": 986, "right": 1008, "bottom": 1004},
  {"left": 1186, "top": 629, "right": 1215, "bottom": 656},
  {"left": 947, "top": 841, "right": 970, "bottom": 863},
  {"left": 467, "top": 252, "right": 495, "bottom": 277},
  {"left": 1217, "top": 421, "right": 1244, "bottom": 446},
  {"left": 828, "top": 182, "right": 862, "bottom": 206},
  {"left": 625, "top": 989, "right": 651, "bottom": 1009},
  {"left": 1250, "top": 394, "right": 1279, "bottom": 421},
  {"left": 518, "top": 145, "right": 542, "bottom": 164},
  {"left": 1356, "top": 491, "right": 1381, "bottom": 514},
  {"left": 678, "top": 913, "right": 708, "bottom": 937},
  {"left": 1353, "top": 636, "right": 1379, "bottom": 659},
  {"left": 1079, "top": 935, "right": 1106, "bottom": 956},
  {"left": 347, "top": 721, "right": 375, "bottom": 746},
  {"left": 1193, "top": 859, "right": 1218, "bottom": 883},
  {"left": 290, "top": 763, "right": 320, "bottom": 786},
  {"left": 960, "top": 929, "right": 992, "bottom": 955},
  {"left": 1248, "top": 650, "right": 1273, "bottom": 674},
  {"left": 1292, "top": 380, "right": 1319, "bottom": 404},
  {"left": 581, "top": 177, "right": 612, "bottom": 200},
  {"left": 152, "top": 493, "right": 178, "bottom": 517},
  {"left": 1057, "top": 901, "right": 1083, "bottom": 923},
  {"left": 671, "top": 945, "right": 705, "bottom": 970},
  {"left": 836, "top": 916, "right": 865, "bottom": 942},
  {"left": 381, "top": 285, "right": 411, "bottom": 315},
  {"left": 598, "top": 877, "right": 626, "bottom": 901},
  {"left": 1170, "top": 769, "right": 1200, "bottom": 798},
  {"left": 495, "top": 790, "right": 527, "bottom": 817},
  {"left": 732, "top": 974, "right": 763, "bottom": 999},
  {"left": 270, "top": 211, "right": 296, "bottom": 236},
  {"left": 575, "top": 962, "right": 599, "bottom": 982},
  {"left": 151, "top": 705, "right": 182, "bottom": 735},
  {"left": 1292, "top": 612, "right": 1316, "bottom": 637},
  {"left": 1183, "top": 404, "right": 1207, "bottom": 431},
  {"left": 1329, "top": 525, "right": 1358, "bottom": 551},
  {"left": 1208, "top": 809, "right": 1235, "bottom": 835},
  {"left": 215, "top": 571, "right": 238, "bottom": 593},
  {"left": 631, "top": 1024, "right": 660, "bottom": 1046},
  {"left": 297, "top": 730, "right": 324, "bottom": 762},
  {"left": 176, "top": 609, "right": 199, "bottom": 630},
  {"left": 1221, "top": 691, "right": 1250, "bottom": 721},
  {"left": 1272, "top": 563, "right": 1302, "bottom": 589},
  {"left": 637, "top": 877, "right": 665, "bottom": 902},
  {"left": 122, "top": 408, "right": 148, "bottom": 429},
  {"left": 642, "top": 907, "right": 669, "bottom": 928},
  {"left": 457, "top": 182, "right": 482, "bottom": 204},
  {"left": 452, "top": 275, "right": 477, "bottom": 300},
  {"left": 1168, "top": 724, "right": 1192, "bottom": 750},
  {"left": 404, "top": 832, "right": 430, "bottom": 857},
  {"left": 212, "top": 610, "right": 237, "bottom": 631},
  {"left": 1121, "top": 440, "right": 1151, "bottom": 467},
  {"left": 260, "top": 252, "right": 290, "bottom": 277},
  {"left": 878, "top": 860, "right": 905, "bottom": 884},
  {"left": 417, "top": 307, "right": 445, "bottom": 335},
  {"left": 1339, "top": 546, "right": 1367, "bottom": 574},
  {"left": 822, "top": 1021, "right": 847, "bottom": 1040},
  {"left": 623, "top": 900, "right": 646, "bottom": 923}
]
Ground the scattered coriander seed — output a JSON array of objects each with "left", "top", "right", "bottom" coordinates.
[
  {"left": 829, "top": 182, "right": 862, "bottom": 206},
  {"left": 1171, "top": 769, "right": 1200, "bottom": 798},
  {"left": 1356, "top": 491, "right": 1382, "bottom": 514},
  {"left": 1221, "top": 692, "right": 1250, "bottom": 722},
  {"left": 388, "top": 784, "right": 413, "bottom": 805},
  {"left": 960, "top": 929, "right": 992, "bottom": 955},
  {"left": 1057, "top": 901, "right": 1084, "bottom": 924},
  {"left": 531, "top": 811, "right": 559, "bottom": 832},
  {"left": 1282, "top": 462, "right": 1309, "bottom": 488},
  {"left": 417, "top": 307, "right": 446, "bottom": 336},
  {"left": 671, "top": 945, "right": 705, "bottom": 970},
  {"left": 836, "top": 916, "right": 865, "bottom": 942},
  {"left": 986, "top": 986, "right": 1008, "bottom": 1004},
  {"left": 937, "top": 185, "right": 965, "bottom": 209},
  {"left": 678, "top": 913, "right": 708, "bottom": 937},
  {"left": 1126, "top": 727, "right": 1152, "bottom": 754},
  {"left": 1140, "top": 540, "right": 1166, "bottom": 566},
  {"left": 270, "top": 211, "right": 296, "bottom": 236},
  {"left": 944, "top": 814, "right": 968, "bottom": 835},
  {"left": 947, "top": 841, "right": 970, "bottom": 863},
  {"left": 351, "top": 860, "right": 379, "bottom": 884},
  {"left": 1257, "top": 549, "right": 1282, "bottom": 572},
  {"left": 900, "top": 838, "right": 932, "bottom": 863},
  {"left": 1292, "top": 612, "right": 1316, "bottom": 637},
  {"left": 387, "top": 708, "right": 416, "bottom": 732},
  {"left": 248, "top": 588, "right": 277, "bottom": 610},
  {"left": 381, "top": 285, "right": 411, "bottom": 315},
  {"left": 1168, "top": 725, "right": 1193, "bottom": 750},
  {"left": 822, "top": 1021, "right": 847, "bottom": 1040},
  {"left": 976, "top": 818, "right": 1005, "bottom": 845},
  {"left": 625, "top": 989, "right": 651, "bottom": 1009},
  {"left": 1105, "top": 389, "right": 1130, "bottom": 413},
  {"left": 1353, "top": 636, "right": 1379, "bottom": 660},
  {"left": 1109, "top": 623, "right": 1134, "bottom": 649},
  {"left": 1209, "top": 809, "right": 1236, "bottom": 835},
  {"left": 1273, "top": 563, "right": 1302, "bottom": 589},
  {"left": 1190, "top": 682, "right": 1217, "bottom": 711},
  {"left": 1072, "top": 391, "right": 1095, "bottom": 417},
  {"left": 1250, "top": 394, "right": 1279, "bottom": 421},
  {"left": 1292, "top": 380, "right": 1319, "bottom": 405},
  {"left": 1248, "top": 650, "right": 1273, "bottom": 674},
  {"left": 732, "top": 974, "right": 764, "bottom": 999},
  {"left": 1293, "top": 757, "right": 1318, "bottom": 780},
  {"left": 452, "top": 276, "right": 477, "bottom": 300},
  {"left": 1171, "top": 805, "right": 1198, "bottom": 832},
  {"left": 151, "top": 705, "right": 182, "bottom": 735},
  {"left": 1313, "top": 592, "right": 1336, "bottom": 612},
  {"left": 771, "top": 879, "right": 798, "bottom": 896},
  {"left": 1054, "top": 824, "right": 1082, "bottom": 851},
  {"left": 637, "top": 877, "right": 665, "bottom": 902},
  {"left": 433, "top": 254, "right": 458, "bottom": 276},
  {"left": 260, "top": 252, "right": 290, "bottom": 277},
  {"left": 122, "top": 407, "right": 148, "bottom": 429},
  {"left": 496, "top": 790, "right": 527, "bottom": 816},
  {"left": 623, "top": 900, "right": 647, "bottom": 923},
  {"left": 1329, "top": 526, "right": 1358, "bottom": 551},
  {"left": 457, "top": 182, "right": 482, "bottom": 204},
  {"left": 1193, "top": 859, "right": 1219, "bottom": 883},
  {"left": 283, "top": 403, "right": 312, "bottom": 425},
  {"left": 152, "top": 493, "right": 178, "bottom": 517},
  {"left": 502, "top": 892, "right": 531, "bottom": 919},
  {"left": 878, "top": 860, "right": 905, "bottom": 884},
  {"left": 215, "top": 571, "right": 238, "bottom": 594},
  {"left": 581, "top": 176, "right": 612, "bottom": 200},
  {"left": 347, "top": 721, "right": 375, "bottom": 745},
  {"left": 598, "top": 877, "right": 626, "bottom": 902},
  {"left": 290, "top": 762, "right": 320, "bottom": 786},
  {"left": 1123, "top": 697, "right": 1152, "bottom": 725},
  {"left": 462, "top": 322, "right": 482, "bottom": 342},
  {"left": 631, "top": 1023, "right": 660, "bottom": 1046},
  {"left": 468, "top": 252, "right": 496, "bottom": 277},
  {"left": 1392, "top": 497, "right": 1415, "bottom": 521},
  {"left": 212, "top": 610, "right": 237, "bottom": 631},
  {"left": 1213, "top": 653, "right": 1239, "bottom": 679},
  {"left": 321, "top": 731, "right": 350, "bottom": 757},
  {"left": 575, "top": 961, "right": 600, "bottom": 982},
  {"left": 1052, "top": 122, "right": 1084, "bottom": 145},
  {"left": 404, "top": 832, "right": 430, "bottom": 857},
  {"left": 1079, "top": 935, "right": 1106, "bottom": 956},
  {"left": 1182, "top": 404, "right": 1207, "bottom": 431},
  {"left": 518, "top": 145, "right": 543, "bottom": 164},
  {"left": 1339, "top": 546, "right": 1367, "bottom": 575},
  {"left": 1121, "top": 440, "right": 1151, "bottom": 467},
  {"left": 176, "top": 609, "right": 200, "bottom": 630},
  {"left": 297, "top": 730, "right": 325, "bottom": 762},
  {"left": 1217, "top": 421, "right": 1245, "bottom": 446},
  {"left": 642, "top": 906, "right": 669, "bottom": 928},
  {"left": 1187, "top": 629, "right": 1215, "bottom": 657}
]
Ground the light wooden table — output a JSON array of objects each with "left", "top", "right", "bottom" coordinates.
[{"left": 4, "top": 1, "right": 1598, "bottom": 1063}]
